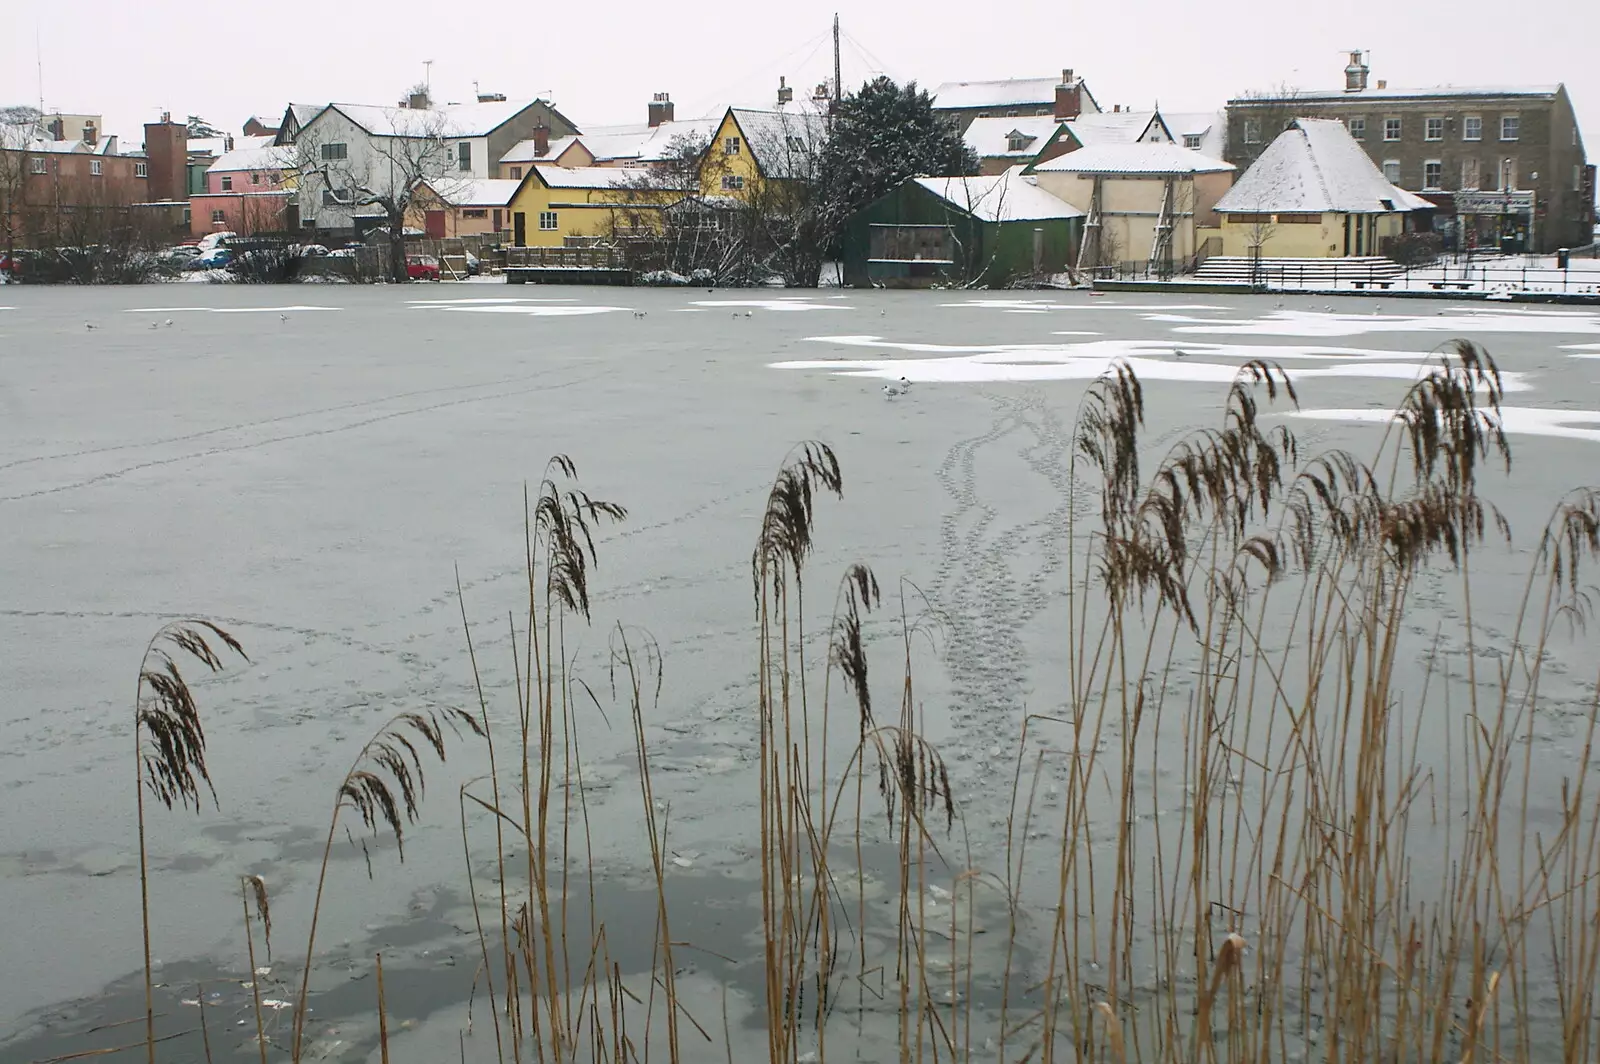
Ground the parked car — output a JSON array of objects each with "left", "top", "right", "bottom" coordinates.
[
  {"left": 296, "top": 244, "right": 331, "bottom": 258},
  {"left": 0, "top": 251, "right": 35, "bottom": 280},
  {"left": 197, "top": 231, "right": 236, "bottom": 252},
  {"left": 185, "top": 247, "right": 234, "bottom": 271},
  {"left": 406, "top": 254, "right": 440, "bottom": 281},
  {"left": 464, "top": 250, "right": 481, "bottom": 276},
  {"left": 159, "top": 245, "right": 201, "bottom": 267}
]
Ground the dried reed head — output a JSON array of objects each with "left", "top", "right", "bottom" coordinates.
[
  {"left": 1075, "top": 362, "right": 1145, "bottom": 528},
  {"left": 242, "top": 874, "right": 272, "bottom": 958},
  {"left": 830, "top": 564, "right": 881, "bottom": 737},
  {"left": 752, "top": 442, "right": 843, "bottom": 606},
  {"left": 875, "top": 727, "right": 955, "bottom": 833},
  {"left": 534, "top": 455, "right": 628, "bottom": 622},
  {"left": 138, "top": 621, "right": 247, "bottom": 812},
  {"left": 339, "top": 709, "right": 485, "bottom": 865},
  {"left": 1541, "top": 488, "right": 1600, "bottom": 608}
]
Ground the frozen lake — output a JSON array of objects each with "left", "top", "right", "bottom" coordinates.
[{"left": 2, "top": 284, "right": 1599, "bottom": 1060}]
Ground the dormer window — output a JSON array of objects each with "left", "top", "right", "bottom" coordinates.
[{"left": 1006, "top": 130, "right": 1036, "bottom": 153}]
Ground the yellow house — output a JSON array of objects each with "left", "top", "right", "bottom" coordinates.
[
  {"left": 1029, "top": 144, "right": 1235, "bottom": 271},
  {"left": 505, "top": 164, "right": 687, "bottom": 247},
  {"left": 1214, "top": 118, "right": 1432, "bottom": 257},
  {"left": 699, "top": 107, "right": 827, "bottom": 200}
]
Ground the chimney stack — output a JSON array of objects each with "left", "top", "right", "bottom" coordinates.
[
  {"left": 648, "top": 91, "right": 674, "bottom": 127},
  {"left": 143, "top": 115, "right": 189, "bottom": 203},
  {"left": 1054, "top": 68, "right": 1082, "bottom": 121},
  {"left": 532, "top": 122, "right": 550, "bottom": 156},
  {"left": 407, "top": 90, "right": 431, "bottom": 110},
  {"left": 777, "top": 76, "right": 793, "bottom": 106},
  {"left": 1344, "top": 50, "right": 1370, "bottom": 93},
  {"left": 477, "top": 91, "right": 507, "bottom": 103}
]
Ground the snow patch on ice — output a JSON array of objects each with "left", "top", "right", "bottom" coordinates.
[
  {"left": 777, "top": 336, "right": 1531, "bottom": 390},
  {"left": 1159, "top": 308, "right": 1600, "bottom": 337},
  {"left": 1289, "top": 407, "right": 1600, "bottom": 443},
  {"left": 407, "top": 297, "right": 575, "bottom": 305},
  {"left": 944, "top": 299, "right": 1228, "bottom": 312},
  {"left": 1561, "top": 343, "right": 1600, "bottom": 358},
  {"left": 126, "top": 305, "right": 342, "bottom": 314},
  {"left": 417, "top": 304, "right": 628, "bottom": 316},
  {"left": 690, "top": 298, "right": 849, "bottom": 311}
]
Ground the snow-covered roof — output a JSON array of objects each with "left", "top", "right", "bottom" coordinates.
[
  {"left": 207, "top": 144, "right": 294, "bottom": 173},
  {"left": 1214, "top": 118, "right": 1431, "bottom": 215},
  {"left": 187, "top": 136, "right": 231, "bottom": 157},
  {"left": 331, "top": 98, "right": 543, "bottom": 138},
  {"left": 913, "top": 168, "right": 1085, "bottom": 222},
  {"left": 236, "top": 134, "right": 275, "bottom": 150},
  {"left": 1065, "top": 111, "right": 1171, "bottom": 147},
  {"left": 1234, "top": 84, "right": 1562, "bottom": 103},
  {"left": 729, "top": 108, "right": 828, "bottom": 179},
  {"left": 429, "top": 178, "right": 523, "bottom": 206},
  {"left": 500, "top": 134, "right": 581, "bottom": 164},
  {"left": 1164, "top": 111, "right": 1226, "bottom": 156},
  {"left": 532, "top": 164, "right": 689, "bottom": 191},
  {"left": 933, "top": 76, "right": 1092, "bottom": 111},
  {"left": 1032, "top": 143, "right": 1234, "bottom": 175},
  {"left": 21, "top": 138, "right": 116, "bottom": 155},
  {"left": 964, "top": 115, "right": 1066, "bottom": 159}
]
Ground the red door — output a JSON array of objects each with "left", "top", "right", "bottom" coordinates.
[{"left": 425, "top": 209, "right": 446, "bottom": 238}]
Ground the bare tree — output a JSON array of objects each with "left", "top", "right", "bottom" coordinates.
[
  {"left": 1228, "top": 83, "right": 1304, "bottom": 171},
  {"left": 0, "top": 105, "right": 41, "bottom": 258},
  {"left": 294, "top": 107, "right": 465, "bottom": 282}
]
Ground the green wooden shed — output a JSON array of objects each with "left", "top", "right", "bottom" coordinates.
[{"left": 842, "top": 169, "right": 1084, "bottom": 288}]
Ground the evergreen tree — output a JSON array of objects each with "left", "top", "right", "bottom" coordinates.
[{"left": 818, "top": 77, "right": 977, "bottom": 227}]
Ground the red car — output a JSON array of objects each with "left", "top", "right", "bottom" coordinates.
[{"left": 406, "top": 254, "right": 441, "bottom": 281}]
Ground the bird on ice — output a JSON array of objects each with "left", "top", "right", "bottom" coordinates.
[
  {"left": 883, "top": 376, "right": 912, "bottom": 398},
  {"left": 743, "top": 310, "right": 753, "bottom": 318},
  {"left": 632, "top": 310, "right": 647, "bottom": 319},
  {"left": 163, "top": 319, "right": 174, "bottom": 327},
  {"left": 1173, "top": 348, "right": 1188, "bottom": 359},
  {"left": 278, "top": 313, "right": 288, "bottom": 322},
  {"left": 85, "top": 323, "right": 96, "bottom": 330},
  {"left": 150, "top": 321, "right": 160, "bottom": 329}
]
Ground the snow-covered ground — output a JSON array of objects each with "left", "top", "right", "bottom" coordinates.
[{"left": 1391, "top": 252, "right": 1600, "bottom": 296}]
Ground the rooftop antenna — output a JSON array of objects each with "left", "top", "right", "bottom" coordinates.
[
  {"left": 36, "top": 25, "right": 45, "bottom": 114},
  {"left": 423, "top": 59, "right": 433, "bottom": 89}
]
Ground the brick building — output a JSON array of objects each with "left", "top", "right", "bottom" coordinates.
[
  {"left": 1226, "top": 53, "right": 1593, "bottom": 252},
  {"left": 0, "top": 138, "right": 145, "bottom": 249},
  {"left": 932, "top": 69, "right": 1101, "bottom": 133}
]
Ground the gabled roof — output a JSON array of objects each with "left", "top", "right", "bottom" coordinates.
[
  {"left": 1032, "top": 143, "right": 1234, "bottom": 175},
  {"left": 964, "top": 115, "right": 1068, "bottom": 160},
  {"left": 206, "top": 144, "right": 295, "bottom": 173},
  {"left": 530, "top": 164, "right": 690, "bottom": 191},
  {"left": 932, "top": 76, "right": 1100, "bottom": 113},
  {"left": 913, "top": 168, "right": 1084, "bottom": 222},
  {"left": 500, "top": 134, "right": 582, "bottom": 164},
  {"left": 426, "top": 178, "right": 523, "bottom": 206},
  {"left": 1231, "top": 84, "right": 1563, "bottom": 104},
  {"left": 1065, "top": 111, "right": 1172, "bottom": 147},
  {"left": 1214, "top": 118, "right": 1432, "bottom": 214},
  {"left": 727, "top": 108, "right": 828, "bottom": 179},
  {"left": 325, "top": 98, "right": 562, "bottom": 138},
  {"left": 1163, "top": 111, "right": 1226, "bottom": 156}
]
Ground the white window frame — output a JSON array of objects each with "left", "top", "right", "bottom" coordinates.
[
  {"left": 720, "top": 174, "right": 745, "bottom": 191},
  {"left": 1383, "top": 117, "right": 1402, "bottom": 142},
  {"left": 1183, "top": 133, "right": 1202, "bottom": 149},
  {"left": 1460, "top": 158, "right": 1480, "bottom": 190},
  {"left": 723, "top": 136, "right": 741, "bottom": 155},
  {"left": 1463, "top": 115, "right": 1482, "bottom": 141},
  {"left": 538, "top": 210, "right": 558, "bottom": 230},
  {"left": 89, "top": 159, "right": 102, "bottom": 176},
  {"left": 1425, "top": 117, "right": 1444, "bottom": 141},
  {"left": 1422, "top": 159, "right": 1442, "bottom": 190},
  {"left": 1500, "top": 115, "right": 1519, "bottom": 141},
  {"left": 1242, "top": 119, "right": 1261, "bottom": 144},
  {"left": 210, "top": 209, "right": 227, "bottom": 224},
  {"left": 1348, "top": 117, "right": 1366, "bottom": 140},
  {"left": 134, "top": 161, "right": 147, "bottom": 178},
  {"left": 1382, "top": 159, "right": 1401, "bottom": 184}
]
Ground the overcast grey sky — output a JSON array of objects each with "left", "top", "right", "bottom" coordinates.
[{"left": 3, "top": 0, "right": 1595, "bottom": 165}]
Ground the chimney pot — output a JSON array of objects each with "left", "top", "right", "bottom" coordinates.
[
  {"left": 777, "top": 76, "right": 794, "bottom": 106},
  {"left": 1062, "top": 68, "right": 1074, "bottom": 84},
  {"left": 1376, "top": 79, "right": 1387, "bottom": 90}
]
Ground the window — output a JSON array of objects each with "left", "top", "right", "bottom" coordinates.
[
  {"left": 1183, "top": 133, "right": 1202, "bottom": 149},
  {"left": 538, "top": 210, "right": 558, "bottom": 230},
  {"left": 321, "top": 187, "right": 353, "bottom": 205},
  {"left": 211, "top": 209, "right": 226, "bottom": 224},
  {"left": 320, "top": 142, "right": 347, "bottom": 161},
  {"left": 221, "top": 175, "right": 232, "bottom": 191},
  {"left": 90, "top": 159, "right": 102, "bottom": 176},
  {"left": 1382, "top": 159, "right": 1401, "bottom": 183},
  {"left": 1243, "top": 119, "right": 1261, "bottom": 144},
  {"left": 1228, "top": 213, "right": 1272, "bottom": 224},
  {"left": 868, "top": 224, "right": 954, "bottom": 263},
  {"left": 786, "top": 136, "right": 805, "bottom": 151},
  {"left": 1276, "top": 213, "right": 1321, "bottom": 224},
  {"left": 1348, "top": 117, "right": 1366, "bottom": 139},
  {"left": 463, "top": 208, "right": 488, "bottom": 219},
  {"left": 457, "top": 142, "right": 472, "bottom": 171},
  {"left": 1383, "top": 117, "right": 1401, "bottom": 141},
  {"left": 1008, "top": 134, "right": 1030, "bottom": 151},
  {"left": 720, "top": 174, "right": 745, "bottom": 191},
  {"left": 1578, "top": 164, "right": 1585, "bottom": 192},
  {"left": 31, "top": 157, "right": 46, "bottom": 174},
  {"left": 1423, "top": 160, "right": 1442, "bottom": 189},
  {"left": 1425, "top": 117, "right": 1443, "bottom": 141},
  {"left": 509, "top": 166, "right": 522, "bottom": 179},
  {"left": 1500, "top": 115, "right": 1519, "bottom": 141},
  {"left": 135, "top": 161, "right": 147, "bottom": 178},
  {"left": 723, "top": 136, "right": 741, "bottom": 155},
  {"left": 1461, "top": 158, "right": 1480, "bottom": 190},
  {"left": 250, "top": 173, "right": 259, "bottom": 185},
  {"left": 1463, "top": 115, "right": 1482, "bottom": 141}
]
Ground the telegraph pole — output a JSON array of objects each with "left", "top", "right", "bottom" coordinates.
[{"left": 833, "top": 14, "right": 842, "bottom": 109}]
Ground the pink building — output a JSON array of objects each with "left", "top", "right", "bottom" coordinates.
[{"left": 189, "top": 143, "right": 295, "bottom": 236}]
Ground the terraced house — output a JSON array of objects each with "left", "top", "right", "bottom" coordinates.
[{"left": 1226, "top": 52, "right": 1593, "bottom": 252}]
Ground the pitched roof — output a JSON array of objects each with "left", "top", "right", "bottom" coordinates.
[
  {"left": 1032, "top": 143, "right": 1234, "bottom": 175},
  {"left": 963, "top": 115, "right": 1067, "bottom": 160},
  {"left": 206, "top": 144, "right": 295, "bottom": 173},
  {"left": 430, "top": 178, "right": 524, "bottom": 206},
  {"left": 1065, "top": 111, "right": 1171, "bottom": 147},
  {"left": 500, "top": 134, "right": 582, "bottom": 164},
  {"left": 1232, "top": 84, "right": 1562, "bottom": 104},
  {"left": 913, "top": 168, "right": 1084, "bottom": 222},
  {"left": 728, "top": 108, "right": 828, "bottom": 179},
  {"left": 329, "top": 99, "right": 549, "bottom": 138},
  {"left": 188, "top": 136, "right": 232, "bottom": 157},
  {"left": 1214, "top": 118, "right": 1431, "bottom": 214},
  {"left": 531, "top": 164, "right": 690, "bottom": 191},
  {"left": 1163, "top": 111, "right": 1226, "bottom": 156},
  {"left": 933, "top": 75, "right": 1098, "bottom": 112}
]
